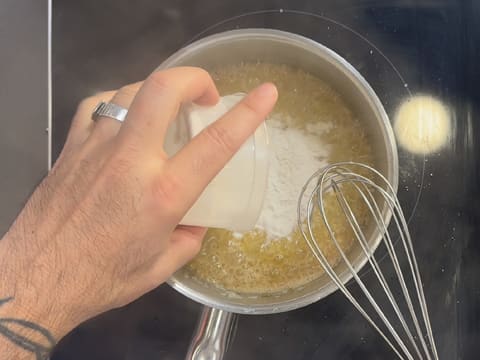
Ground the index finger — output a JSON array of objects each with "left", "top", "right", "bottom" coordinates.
[
  {"left": 167, "top": 83, "right": 278, "bottom": 210},
  {"left": 117, "top": 67, "right": 219, "bottom": 156}
]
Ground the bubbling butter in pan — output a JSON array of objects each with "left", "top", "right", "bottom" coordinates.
[{"left": 185, "top": 63, "right": 375, "bottom": 294}]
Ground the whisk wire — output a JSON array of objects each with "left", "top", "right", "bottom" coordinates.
[
  {"left": 319, "top": 173, "right": 419, "bottom": 359},
  {"left": 301, "top": 190, "right": 409, "bottom": 360},
  {"left": 298, "top": 162, "right": 438, "bottom": 360},
  {"left": 333, "top": 178, "right": 425, "bottom": 360},
  {"left": 348, "top": 176, "right": 431, "bottom": 360}
]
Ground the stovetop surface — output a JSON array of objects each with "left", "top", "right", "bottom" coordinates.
[{"left": 51, "top": 1, "right": 480, "bottom": 359}]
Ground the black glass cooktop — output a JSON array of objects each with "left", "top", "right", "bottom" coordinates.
[{"left": 51, "top": 1, "right": 480, "bottom": 359}]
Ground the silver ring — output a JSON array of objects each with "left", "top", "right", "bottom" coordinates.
[{"left": 92, "top": 102, "right": 128, "bottom": 122}]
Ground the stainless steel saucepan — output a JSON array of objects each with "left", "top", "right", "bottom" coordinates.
[{"left": 156, "top": 29, "right": 399, "bottom": 360}]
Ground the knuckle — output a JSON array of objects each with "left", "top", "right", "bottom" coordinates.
[
  {"left": 174, "top": 66, "right": 210, "bottom": 80},
  {"left": 203, "top": 124, "right": 237, "bottom": 154},
  {"left": 148, "top": 71, "right": 173, "bottom": 94},
  {"left": 77, "top": 95, "right": 102, "bottom": 114},
  {"left": 77, "top": 89, "right": 117, "bottom": 114},
  {"left": 190, "top": 67, "right": 210, "bottom": 80},
  {"left": 117, "top": 83, "right": 140, "bottom": 100},
  {"left": 189, "top": 152, "right": 207, "bottom": 174},
  {"left": 240, "top": 97, "right": 261, "bottom": 118}
]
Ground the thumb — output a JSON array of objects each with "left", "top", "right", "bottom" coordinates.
[{"left": 146, "top": 225, "right": 207, "bottom": 284}]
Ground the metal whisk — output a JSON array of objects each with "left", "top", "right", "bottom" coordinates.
[{"left": 298, "top": 162, "right": 438, "bottom": 360}]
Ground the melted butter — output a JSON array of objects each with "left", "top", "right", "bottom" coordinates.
[{"left": 185, "top": 63, "right": 374, "bottom": 294}]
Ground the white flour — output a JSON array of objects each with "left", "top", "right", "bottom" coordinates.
[{"left": 255, "top": 117, "right": 331, "bottom": 240}]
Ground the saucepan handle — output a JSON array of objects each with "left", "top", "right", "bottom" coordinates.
[{"left": 185, "top": 306, "right": 235, "bottom": 360}]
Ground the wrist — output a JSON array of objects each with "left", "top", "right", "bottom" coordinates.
[
  {"left": 0, "top": 292, "right": 72, "bottom": 341},
  {"left": 0, "top": 236, "right": 77, "bottom": 342}
]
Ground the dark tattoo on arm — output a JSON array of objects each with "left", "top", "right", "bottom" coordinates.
[{"left": 0, "top": 297, "right": 56, "bottom": 360}]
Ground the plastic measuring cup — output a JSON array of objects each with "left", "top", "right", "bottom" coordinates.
[{"left": 163, "top": 93, "right": 270, "bottom": 232}]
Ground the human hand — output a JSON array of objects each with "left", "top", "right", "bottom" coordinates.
[{"left": 0, "top": 67, "right": 277, "bottom": 354}]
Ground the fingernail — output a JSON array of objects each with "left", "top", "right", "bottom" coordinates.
[{"left": 255, "top": 83, "right": 278, "bottom": 99}]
